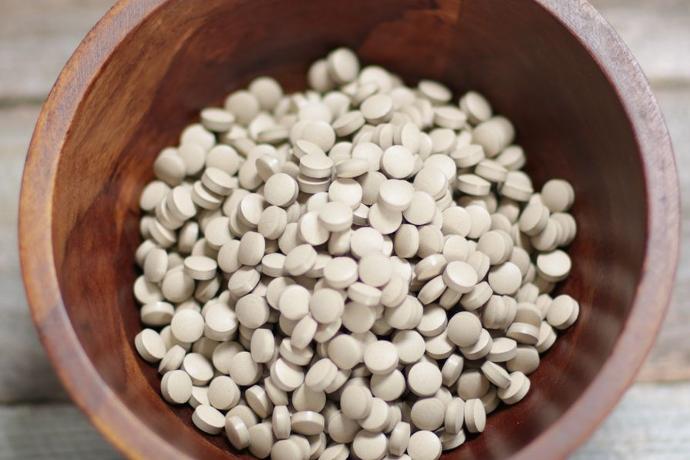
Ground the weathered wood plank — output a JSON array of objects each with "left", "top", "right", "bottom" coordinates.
[
  {"left": 591, "top": 0, "right": 690, "bottom": 84},
  {"left": 636, "top": 86, "right": 690, "bottom": 382},
  {"left": 573, "top": 383, "right": 690, "bottom": 459},
  {"left": 0, "top": 0, "right": 113, "bottom": 102},
  {"left": 0, "top": 0, "right": 688, "bottom": 103},
  {"left": 0, "top": 105, "right": 67, "bottom": 403},
  {"left": 0, "top": 383, "right": 688, "bottom": 458},
  {"left": 0, "top": 403, "right": 121, "bottom": 459}
]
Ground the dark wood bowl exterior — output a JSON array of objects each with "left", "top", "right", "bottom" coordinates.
[{"left": 19, "top": 0, "right": 679, "bottom": 459}]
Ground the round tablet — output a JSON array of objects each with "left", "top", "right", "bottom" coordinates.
[
  {"left": 546, "top": 294, "right": 580, "bottom": 330},
  {"left": 228, "top": 351, "right": 262, "bottom": 386},
  {"left": 352, "top": 430, "right": 387, "bottom": 460},
  {"left": 183, "top": 255, "right": 217, "bottom": 281},
  {"left": 304, "top": 358, "right": 338, "bottom": 392},
  {"left": 248, "top": 422, "right": 274, "bottom": 459},
  {"left": 361, "top": 93, "right": 393, "bottom": 123},
  {"left": 238, "top": 231, "right": 265, "bottom": 266},
  {"left": 507, "top": 346, "right": 541, "bottom": 374},
  {"left": 410, "top": 398, "right": 445, "bottom": 431},
  {"left": 403, "top": 191, "right": 435, "bottom": 225},
  {"left": 359, "top": 397, "right": 390, "bottom": 432},
  {"left": 417, "top": 305, "right": 448, "bottom": 337},
  {"left": 407, "top": 430, "right": 442, "bottom": 460},
  {"left": 407, "top": 361, "right": 442, "bottom": 397},
  {"left": 279, "top": 285, "right": 311, "bottom": 320},
  {"left": 541, "top": 179, "right": 574, "bottom": 212},
  {"left": 309, "top": 288, "right": 345, "bottom": 324},
  {"left": 536, "top": 250, "right": 572, "bottom": 282},
  {"left": 291, "top": 411, "right": 325, "bottom": 435},
  {"left": 418, "top": 275, "right": 447, "bottom": 305},
  {"left": 323, "top": 257, "right": 358, "bottom": 289},
  {"left": 379, "top": 179, "right": 415, "bottom": 211},
  {"left": 443, "top": 261, "right": 478, "bottom": 294},
  {"left": 481, "top": 360, "right": 511, "bottom": 389},
  {"left": 477, "top": 230, "right": 512, "bottom": 265},
  {"left": 291, "top": 314, "right": 318, "bottom": 349},
  {"left": 488, "top": 262, "right": 522, "bottom": 295},
  {"left": 271, "top": 439, "right": 303, "bottom": 460},
  {"left": 327, "top": 47, "right": 359, "bottom": 84},
  {"left": 300, "top": 153, "right": 333, "bottom": 178},
  {"left": 238, "top": 193, "right": 265, "bottom": 227},
  {"left": 285, "top": 244, "right": 318, "bottom": 277},
  {"left": 170, "top": 309, "right": 204, "bottom": 344},
  {"left": 370, "top": 370, "right": 406, "bottom": 401},
  {"left": 488, "top": 337, "right": 518, "bottom": 362},
  {"left": 392, "top": 330, "right": 426, "bottom": 364},
  {"left": 208, "top": 376, "right": 240, "bottom": 410},
  {"left": 350, "top": 227, "right": 385, "bottom": 258},
  {"left": 192, "top": 405, "right": 225, "bottom": 435},
  {"left": 368, "top": 203, "right": 403, "bottom": 235},
  {"left": 382, "top": 146, "right": 415, "bottom": 179},
  {"left": 271, "top": 405, "right": 292, "bottom": 441},
  {"left": 340, "top": 385, "right": 373, "bottom": 420},
  {"left": 319, "top": 444, "right": 349, "bottom": 460},
  {"left": 318, "top": 201, "right": 353, "bottom": 232},
  {"left": 292, "top": 384, "right": 326, "bottom": 413},
  {"left": 447, "top": 312, "right": 482, "bottom": 347},
  {"left": 358, "top": 254, "right": 392, "bottom": 287},
  {"left": 270, "top": 358, "right": 305, "bottom": 392},
  {"left": 299, "top": 212, "right": 329, "bottom": 246},
  {"left": 463, "top": 398, "right": 486, "bottom": 433},
  {"left": 457, "top": 174, "right": 491, "bottom": 196},
  {"left": 389, "top": 422, "right": 411, "bottom": 456},
  {"left": 250, "top": 328, "right": 275, "bottom": 363},
  {"left": 327, "top": 334, "right": 363, "bottom": 370},
  {"left": 328, "top": 178, "right": 362, "bottom": 209},
  {"left": 414, "top": 167, "right": 448, "bottom": 200},
  {"left": 497, "top": 371, "right": 531, "bottom": 405},
  {"left": 235, "top": 293, "right": 269, "bottom": 329},
  {"left": 161, "top": 370, "right": 193, "bottom": 404},
  {"left": 363, "top": 341, "right": 399, "bottom": 375}
]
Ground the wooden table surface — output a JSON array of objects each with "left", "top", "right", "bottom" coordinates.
[{"left": 1, "top": 1, "right": 688, "bottom": 458}]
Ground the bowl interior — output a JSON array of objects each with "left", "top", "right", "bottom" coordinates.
[{"left": 48, "top": 0, "right": 646, "bottom": 458}]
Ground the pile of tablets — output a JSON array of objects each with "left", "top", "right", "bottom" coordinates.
[{"left": 133, "top": 48, "right": 579, "bottom": 460}]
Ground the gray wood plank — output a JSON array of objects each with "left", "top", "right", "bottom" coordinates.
[
  {"left": 0, "top": 105, "right": 67, "bottom": 403},
  {"left": 636, "top": 86, "right": 690, "bottom": 382},
  {"left": 591, "top": 0, "right": 690, "bottom": 84},
  {"left": 0, "top": 403, "right": 121, "bottom": 460},
  {"left": 0, "top": 0, "right": 113, "bottom": 102},
  {"left": 573, "top": 383, "right": 690, "bottom": 459},
  {"left": 0, "top": 0, "right": 687, "bottom": 104},
  {"left": 1, "top": 383, "right": 688, "bottom": 458}
]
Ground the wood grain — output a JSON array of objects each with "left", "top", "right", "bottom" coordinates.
[
  {"left": 0, "top": 105, "right": 66, "bottom": 403},
  {"left": 637, "top": 86, "right": 690, "bottom": 382},
  {"left": 590, "top": 0, "right": 690, "bottom": 84},
  {"left": 0, "top": 1, "right": 686, "bottom": 102},
  {"left": 3, "top": 382, "right": 690, "bottom": 459},
  {"left": 0, "top": 0, "right": 114, "bottom": 103},
  {"left": 0, "top": 0, "right": 687, "bottom": 459},
  {"left": 0, "top": 404, "right": 120, "bottom": 459},
  {"left": 17, "top": 1, "right": 677, "bottom": 460}
]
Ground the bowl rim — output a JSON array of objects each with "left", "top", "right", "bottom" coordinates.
[{"left": 19, "top": 0, "right": 680, "bottom": 458}]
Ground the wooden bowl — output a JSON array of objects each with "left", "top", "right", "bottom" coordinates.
[{"left": 19, "top": 0, "right": 679, "bottom": 458}]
